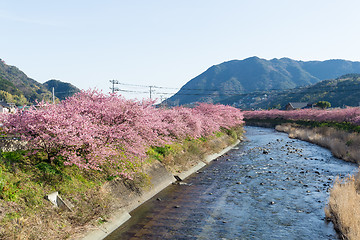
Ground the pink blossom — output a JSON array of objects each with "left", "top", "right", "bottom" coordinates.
[
  {"left": 244, "top": 107, "right": 360, "bottom": 126},
  {"left": 3, "top": 90, "right": 244, "bottom": 178}
]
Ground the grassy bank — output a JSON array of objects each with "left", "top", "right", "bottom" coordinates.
[{"left": 0, "top": 127, "right": 242, "bottom": 239}]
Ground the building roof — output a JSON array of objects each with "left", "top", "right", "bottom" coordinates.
[
  {"left": 287, "top": 102, "right": 311, "bottom": 109},
  {"left": 0, "top": 101, "right": 11, "bottom": 108}
]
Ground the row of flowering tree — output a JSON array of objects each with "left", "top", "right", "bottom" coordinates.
[
  {"left": 1, "top": 90, "right": 244, "bottom": 179},
  {"left": 243, "top": 108, "right": 360, "bottom": 126}
]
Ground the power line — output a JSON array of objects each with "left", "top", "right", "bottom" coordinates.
[
  {"left": 111, "top": 80, "right": 360, "bottom": 93},
  {"left": 53, "top": 90, "right": 80, "bottom": 94},
  {"left": 110, "top": 80, "right": 159, "bottom": 99},
  {"left": 113, "top": 86, "right": 360, "bottom": 97},
  {"left": 110, "top": 81, "right": 178, "bottom": 90},
  {"left": 113, "top": 88, "right": 149, "bottom": 94},
  {"left": 109, "top": 80, "right": 360, "bottom": 100}
]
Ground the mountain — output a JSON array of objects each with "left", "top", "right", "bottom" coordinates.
[
  {"left": 0, "top": 58, "right": 79, "bottom": 105},
  {"left": 0, "top": 59, "right": 53, "bottom": 104},
  {"left": 240, "top": 74, "right": 360, "bottom": 109},
  {"left": 43, "top": 79, "right": 80, "bottom": 101},
  {"left": 166, "top": 57, "right": 360, "bottom": 105},
  {"left": 220, "top": 74, "right": 360, "bottom": 109}
]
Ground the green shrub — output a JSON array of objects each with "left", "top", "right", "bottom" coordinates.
[
  {"left": 0, "top": 169, "right": 22, "bottom": 201},
  {"left": 147, "top": 145, "right": 173, "bottom": 162}
]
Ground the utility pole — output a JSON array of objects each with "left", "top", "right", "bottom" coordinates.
[
  {"left": 109, "top": 80, "right": 116, "bottom": 93},
  {"left": 109, "top": 80, "right": 121, "bottom": 93},
  {"left": 52, "top": 87, "right": 55, "bottom": 104},
  {"left": 149, "top": 86, "right": 154, "bottom": 99}
]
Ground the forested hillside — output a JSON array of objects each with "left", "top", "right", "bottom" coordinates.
[
  {"left": 167, "top": 57, "right": 360, "bottom": 106},
  {"left": 43, "top": 79, "right": 80, "bottom": 101},
  {"left": 222, "top": 74, "right": 360, "bottom": 109},
  {"left": 0, "top": 59, "right": 79, "bottom": 105}
]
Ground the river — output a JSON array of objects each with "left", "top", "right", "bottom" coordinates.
[{"left": 105, "top": 126, "right": 357, "bottom": 240}]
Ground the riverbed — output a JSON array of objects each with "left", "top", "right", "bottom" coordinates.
[{"left": 105, "top": 126, "right": 357, "bottom": 240}]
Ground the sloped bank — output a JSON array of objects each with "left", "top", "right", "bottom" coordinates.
[
  {"left": 0, "top": 91, "right": 245, "bottom": 239},
  {"left": 79, "top": 130, "right": 242, "bottom": 240}
]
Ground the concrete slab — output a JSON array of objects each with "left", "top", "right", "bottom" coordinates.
[
  {"left": 81, "top": 211, "right": 131, "bottom": 240},
  {"left": 176, "top": 161, "right": 206, "bottom": 181},
  {"left": 204, "top": 140, "right": 240, "bottom": 163}
]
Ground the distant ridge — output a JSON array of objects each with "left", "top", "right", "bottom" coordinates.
[
  {"left": 166, "top": 57, "right": 360, "bottom": 105},
  {"left": 225, "top": 73, "right": 360, "bottom": 109},
  {"left": 0, "top": 59, "right": 52, "bottom": 104},
  {"left": 0, "top": 59, "right": 80, "bottom": 105},
  {"left": 43, "top": 79, "right": 80, "bottom": 101}
]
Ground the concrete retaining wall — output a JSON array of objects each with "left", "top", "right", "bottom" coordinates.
[{"left": 81, "top": 140, "right": 240, "bottom": 240}]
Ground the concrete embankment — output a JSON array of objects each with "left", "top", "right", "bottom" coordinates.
[
  {"left": 80, "top": 138, "right": 240, "bottom": 240},
  {"left": 275, "top": 123, "right": 360, "bottom": 164}
]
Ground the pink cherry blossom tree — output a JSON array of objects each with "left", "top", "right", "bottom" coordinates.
[
  {"left": 243, "top": 107, "right": 360, "bottom": 126},
  {"left": 2, "top": 90, "right": 244, "bottom": 178}
]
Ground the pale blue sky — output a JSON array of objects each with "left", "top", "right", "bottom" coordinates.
[{"left": 1, "top": 0, "right": 360, "bottom": 100}]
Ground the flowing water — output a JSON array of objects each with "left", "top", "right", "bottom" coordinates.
[{"left": 105, "top": 127, "right": 357, "bottom": 240}]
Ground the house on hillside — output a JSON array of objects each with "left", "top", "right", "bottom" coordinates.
[
  {"left": 285, "top": 102, "right": 313, "bottom": 110},
  {"left": 0, "top": 101, "right": 16, "bottom": 113}
]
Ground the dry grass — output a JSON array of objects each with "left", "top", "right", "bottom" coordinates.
[
  {"left": 326, "top": 174, "right": 360, "bottom": 240},
  {"left": 276, "top": 123, "right": 360, "bottom": 164},
  {"left": 0, "top": 186, "right": 114, "bottom": 240}
]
